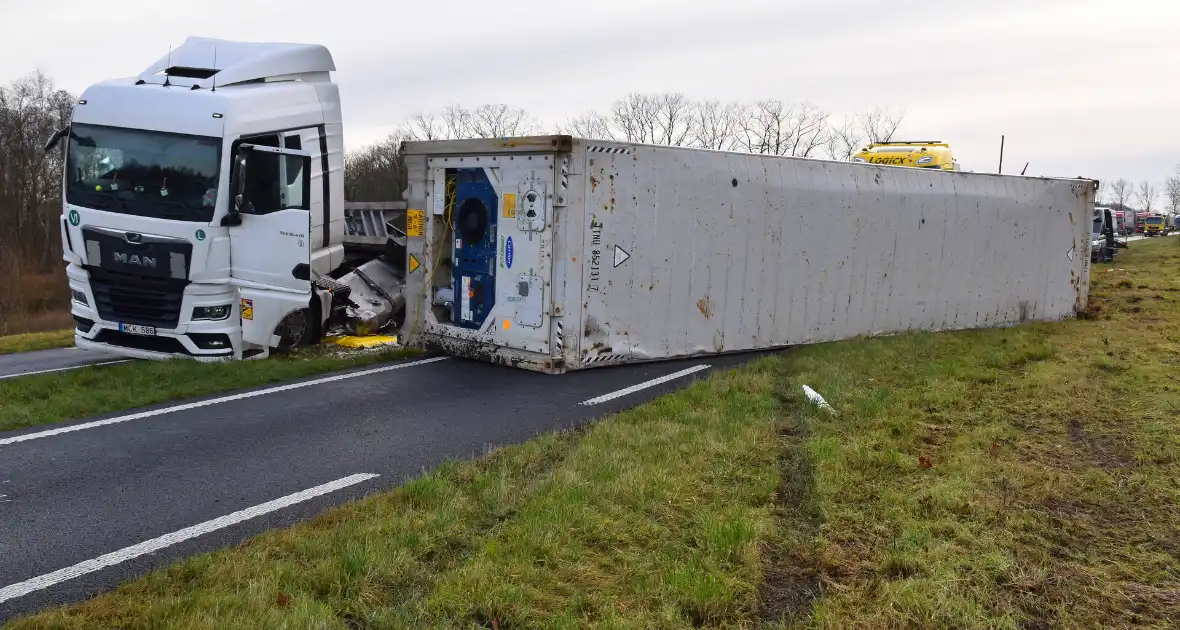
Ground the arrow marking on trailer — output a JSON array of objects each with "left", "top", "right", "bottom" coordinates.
[
  {"left": 613, "top": 245, "right": 630, "bottom": 268},
  {"left": 0, "top": 473, "right": 380, "bottom": 604},
  {"left": 408, "top": 254, "right": 420, "bottom": 274},
  {"left": 1067, "top": 246, "right": 1076, "bottom": 262}
]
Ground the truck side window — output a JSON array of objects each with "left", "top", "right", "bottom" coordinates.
[
  {"left": 229, "top": 133, "right": 310, "bottom": 214},
  {"left": 282, "top": 134, "right": 305, "bottom": 209}
]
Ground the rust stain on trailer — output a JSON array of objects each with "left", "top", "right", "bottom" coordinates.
[
  {"left": 697, "top": 296, "right": 715, "bottom": 320},
  {"left": 590, "top": 175, "right": 599, "bottom": 191}
]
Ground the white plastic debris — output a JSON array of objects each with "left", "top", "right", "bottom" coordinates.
[{"left": 802, "top": 385, "right": 835, "bottom": 413}]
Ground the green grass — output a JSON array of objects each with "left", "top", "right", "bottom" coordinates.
[
  {"left": 7, "top": 238, "right": 1180, "bottom": 629},
  {"left": 0, "top": 345, "right": 419, "bottom": 433},
  {"left": 0, "top": 329, "right": 75, "bottom": 355}
]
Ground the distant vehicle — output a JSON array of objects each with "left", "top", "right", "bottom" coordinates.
[
  {"left": 1110, "top": 208, "right": 1134, "bottom": 236},
  {"left": 851, "top": 141, "right": 960, "bottom": 171},
  {"left": 1136, "top": 215, "right": 1146, "bottom": 233},
  {"left": 1106, "top": 208, "right": 1132, "bottom": 247},
  {"left": 1092, "top": 207, "right": 1116, "bottom": 262},
  {"left": 1144, "top": 214, "right": 1170, "bottom": 236}
]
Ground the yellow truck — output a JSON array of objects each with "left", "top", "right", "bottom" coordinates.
[
  {"left": 1143, "top": 214, "right": 1171, "bottom": 236},
  {"left": 852, "top": 141, "right": 960, "bottom": 171}
]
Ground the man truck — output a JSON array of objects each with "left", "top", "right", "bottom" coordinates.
[
  {"left": 46, "top": 37, "right": 1096, "bottom": 373},
  {"left": 1144, "top": 214, "right": 1171, "bottom": 236}
]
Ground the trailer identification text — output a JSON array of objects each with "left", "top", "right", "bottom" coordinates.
[{"left": 588, "top": 215, "right": 603, "bottom": 292}]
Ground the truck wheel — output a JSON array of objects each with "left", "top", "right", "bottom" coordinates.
[{"left": 274, "top": 308, "right": 313, "bottom": 351}]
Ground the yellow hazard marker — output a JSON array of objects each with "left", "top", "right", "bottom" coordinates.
[
  {"left": 324, "top": 335, "right": 399, "bottom": 349},
  {"left": 408, "top": 254, "right": 420, "bottom": 274}
]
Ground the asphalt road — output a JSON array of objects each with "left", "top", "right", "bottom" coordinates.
[
  {"left": 0, "top": 346, "right": 127, "bottom": 381},
  {"left": 0, "top": 351, "right": 766, "bottom": 622}
]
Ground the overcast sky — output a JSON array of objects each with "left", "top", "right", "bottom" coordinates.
[{"left": 3, "top": 0, "right": 1178, "bottom": 197}]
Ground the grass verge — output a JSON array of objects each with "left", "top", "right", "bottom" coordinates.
[
  {"left": 0, "top": 329, "right": 75, "bottom": 355},
  {"left": 757, "top": 238, "right": 1180, "bottom": 629},
  {"left": 7, "top": 238, "right": 1180, "bottom": 629},
  {"left": 0, "top": 345, "right": 419, "bottom": 433}
]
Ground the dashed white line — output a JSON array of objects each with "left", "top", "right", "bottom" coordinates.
[
  {"left": 0, "top": 356, "right": 449, "bottom": 447},
  {"left": 579, "top": 364, "right": 711, "bottom": 406},
  {"left": 0, "top": 472, "right": 380, "bottom": 604},
  {"left": 0, "top": 360, "right": 132, "bottom": 381}
]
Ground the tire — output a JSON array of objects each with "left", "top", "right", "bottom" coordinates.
[{"left": 273, "top": 308, "right": 313, "bottom": 352}]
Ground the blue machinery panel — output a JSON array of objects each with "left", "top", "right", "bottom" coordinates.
[{"left": 450, "top": 168, "right": 498, "bottom": 329}]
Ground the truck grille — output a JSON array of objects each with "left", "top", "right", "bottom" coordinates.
[{"left": 88, "top": 267, "right": 188, "bottom": 329}]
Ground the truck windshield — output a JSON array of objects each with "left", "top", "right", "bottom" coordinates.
[
  {"left": 66, "top": 123, "right": 222, "bottom": 223},
  {"left": 1147, "top": 217, "right": 1163, "bottom": 224}
]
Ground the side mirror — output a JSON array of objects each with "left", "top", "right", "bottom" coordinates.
[{"left": 43, "top": 126, "right": 69, "bottom": 153}]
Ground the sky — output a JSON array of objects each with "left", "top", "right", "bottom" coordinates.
[{"left": 3, "top": 0, "right": 1179, "bottom": 200}]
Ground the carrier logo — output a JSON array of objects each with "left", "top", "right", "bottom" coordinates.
[
  {"left": 867, "top": 156, "right": 907, "bottom": 165},
  {"left": 113, "top": 252, "right": 157, "bottom": 269},
  {"left": 505, "top": 236, "right": 514, "bottom": 269}
]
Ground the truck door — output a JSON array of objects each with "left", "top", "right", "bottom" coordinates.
[{"left": 226, "top": 137, "right": 314, "bottom": 348}]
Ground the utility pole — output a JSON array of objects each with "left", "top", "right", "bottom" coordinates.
[{"left": 998, "top": 135, "right": 1005, "bottom": 174}]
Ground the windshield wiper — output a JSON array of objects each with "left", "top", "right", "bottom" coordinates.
[
  {"left": 69, "top": 187, "right": 129, "bottom": 213},
  {"left": 137, "top": 198, "right": 196, "bottom": 220}
]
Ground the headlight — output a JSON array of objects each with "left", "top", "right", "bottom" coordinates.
[
  {"left": 192, "top": 305, "right": 232, "bottom": 321},
  {"left": 916, "top": 155, "right": 934, "bottom": 165},
  {"left": 71, "top": 289, "right": 88, "bottom": 306},
  {"left": 852, "top": 157, "right": 867, "bottom": 163}
]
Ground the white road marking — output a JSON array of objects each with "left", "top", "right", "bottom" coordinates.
[
  {"left": 0, "top": 360, "right": 132, "bottom": 381},
  {"left": 579, "top": 364, "right": 711, "bottom": 406},
  {"left": 0, "top": 473, "right": 380, "bottom": 604},
  {"left": 0, "top": 356, "right": 449, "bottom": 447}
]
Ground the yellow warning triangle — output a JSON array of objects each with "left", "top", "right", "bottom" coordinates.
[{"left": 408, "top": 254, "right": 420, "bottom": 274}]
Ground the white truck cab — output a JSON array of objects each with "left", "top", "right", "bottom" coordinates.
[{"left": 50, "top": 37, "right": 350, "bottom": 360}]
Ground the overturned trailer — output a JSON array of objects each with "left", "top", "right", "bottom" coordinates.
[{"left": 396, "top": 136, "right": 1095, "bottom": 373}]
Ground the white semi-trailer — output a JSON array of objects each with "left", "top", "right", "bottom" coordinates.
[{"left": 48, "top": 37, "right": 1096, "bottom": 372}]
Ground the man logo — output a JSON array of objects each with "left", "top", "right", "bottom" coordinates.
[{"left": 113, "top": 252, "right": 157, "bottom": 268}]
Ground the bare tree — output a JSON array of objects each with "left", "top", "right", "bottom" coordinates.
[
  {"left": 0, "top": 70, "right": 76, "bottom": 333},
  {"left": 651, "top": 92, "right": 694, "bottom": 146},
  {"left": 609, "top": 93, "right": 662, "bottom": 144},
  {"left": 1094, "top": 179, "right": 1106, "bottom": 205},
  {"left": 1110, "top": 178, "right": 1133, "bottom": 211},
  {"left": 402, "top": 111, "right": 448, "bottom": 141},
  {"left": 1165, "top": 175, "right": 1180, "bottom": 215},
  {"left": 824, "top": 114, "right": 866, "bottom": 161},
  {"left": 468, "top": 104, "right": 542, "bottom": 138},
  {"left": 344, "top": 130, "right": 407, "bottom": 202},
  {"left": 690, "top": 99, "right": 742, "bottom": 150},
  {"left": 402, "top": 103, "right": 542, "bottom": 140},
  {"left": 736, "top": 100, "right": 830, "bottom": 157},
  {"left": 857, "top": 106, "right": 905, "bottom": 143},
  {"left": 560, "top": 111, "right": 615, "bottom": 141},
  {"left": 1138, "top": 180, "right": 1157, "bottom": 214},
  {"left": 565, "top": 93, "right": 696, "bottom": 146}
]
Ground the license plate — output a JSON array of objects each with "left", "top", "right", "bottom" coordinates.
[{"left": 119, "top": 323, "right": 157, "bottom": 336}]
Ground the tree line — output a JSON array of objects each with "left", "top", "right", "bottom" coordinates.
[
  {"left": 346, "top": 96, "right": 906, "bottom": 201},
  {"left": 1100, "top": 172, "right": 1180, "bottom": 217},
  {"left": 0, "top": 71, "right": 75, "bottom": 333}
]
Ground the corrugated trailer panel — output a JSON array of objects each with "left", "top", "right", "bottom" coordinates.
[
  {"left": 572, "top": 140, "right": 1091, "bottom": 369},
  {"left": 398, "top": 136, "right": 1092, "bottom": 374}
]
